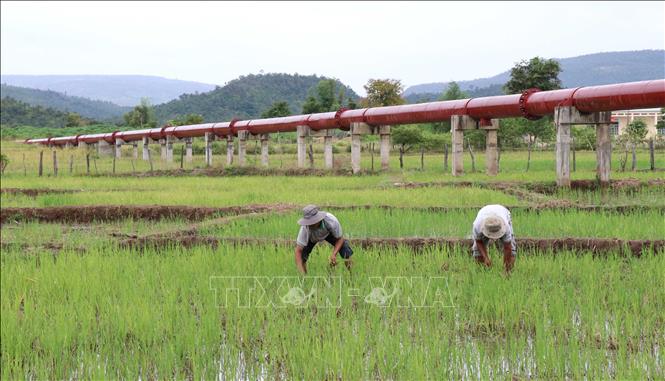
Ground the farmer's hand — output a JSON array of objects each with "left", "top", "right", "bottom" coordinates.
[
  {"left": 483, "top": 256, "right": 492, "bottom": 267},
  {"left": 329, "top": 253, "right": 337, "bottom": 267}
]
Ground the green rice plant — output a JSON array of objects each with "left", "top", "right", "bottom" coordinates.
[
  {"left": 203, "top": 207, "right": 664, "bottom": 240},
  {"left": 2, "top": 243, "right": 663, "bottom": 379}
]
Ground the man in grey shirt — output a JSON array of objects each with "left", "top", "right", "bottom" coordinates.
[
  {"left": 471, "top": 204, "right": 517, "bottom": 272},
  {"left": 295, "top": 205, "right": 353, "bottom": 274}
]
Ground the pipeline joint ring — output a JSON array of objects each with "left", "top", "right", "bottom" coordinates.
[
  {"left": 519, "top": 88, "right": 542, "bottom": 121},
  {"left": 334, "top": 107, "right": 348, "bottom": 128}
]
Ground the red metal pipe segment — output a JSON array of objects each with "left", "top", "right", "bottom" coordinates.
[{"left": 22, "top": 80, "right": 665, "bottom": 145}]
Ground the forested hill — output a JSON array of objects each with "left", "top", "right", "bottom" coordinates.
[
  {"left": 1, "top": 84, "right": 130, "bottom": 121},
  {"left": 1, "top": 97, "right": 70, "bottom": 128},
  {"left": 404, "top": 49, "right": 665, "bottom": 97},
  {"left": 153, "top": 73, "right": 359, "bottom": 124}
]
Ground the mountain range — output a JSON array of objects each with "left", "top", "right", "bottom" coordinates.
[
  {"left": 0, "top": 75, "right": 216, "bottom": 106},
  {"left": 403, "top": 50, "right": 665, "bottom": 99},
  {"left": 1, "top": 84, "right": 130, "bottom": 122},
  {"left": 1, "top": 50, "right": 662, "bottom": 127}
]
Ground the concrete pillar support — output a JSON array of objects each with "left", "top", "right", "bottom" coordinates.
[
  {"left": 554, "top": 106, "right": 611, "bottom": 187},
  {"left": 238, "top": 131, "right": 249, "bottom": 167},
  {"left": 204, "top": 133, "right": 215, "bottom": 167},
  {"left": 379, "top": 125, "right": 391, "bottom": 170},
  {"left": 260, "top": 134, "right": 270, "bottom": 167},
  {"left": 555, "top": 121, "right": 571, "bottom": 187},
  {"left": 142, "top": 137, "right": 150, "bottom": 161},
  {"left": 165, "top": 136, "right": 174, "bottom": 163},
  {"left": 114, "top": 139, "right": 123, "bottom": 159},
  {"left": 323, "top": 130, "right": 333, "bottom": 169},
  {"left": 160, "top": 139, "right": 167, "bottom": 161},
  {"left": 226, "top": 136, "right": 234, "bottom": 166},
  {"left": 480, "top": 119, "right": 500, "bottom": 176},
  {"left": 185, "top": 138, "right": 193, "bottom": 163},
  {"left": 451, "top": 115, "right": 476, "bottom": 176},
  {"left": 596, "top": 123, "right": 612, "bottom": 185},
  {"left": 296, "top": 125, "right": 309, "bottom": 168},
  {"left": 350, "top": 123, "right": 372, "bottom": 174},
  {"left": 98, "top": 140, "right": 113, "bottom": 156}
]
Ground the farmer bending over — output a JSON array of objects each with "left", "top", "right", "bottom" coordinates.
[
  {"left": 295, "top": 205, "right": 353, "bottom": 274},
  {"left": 472, "top": 204, "right": 517, "bottom": 272}
]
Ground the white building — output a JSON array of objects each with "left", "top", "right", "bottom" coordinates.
[{"left": 611, "top": 108, "right": 663, "bottom": 138}]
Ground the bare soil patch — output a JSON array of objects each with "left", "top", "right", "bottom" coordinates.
[
  {"left": 1, "top": 188, "right": 79, "bottom": 197},
  {"left": 0, "top": 204, "right": 291, "bottom": 224},
  {"left": 528, "top": 179, "right": 665, "bottom": 194},
  {"left": 121, "top": 236, "right": 663, "bottom": 257}
]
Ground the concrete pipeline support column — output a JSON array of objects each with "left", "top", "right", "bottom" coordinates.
[
  {"left": 480, "top": 119, "right": 499, "bottom": 176},
  {"left": 142, "top": 137, "right": 150, "bottom": 161},
  {"left": 351, "top": 122, "right": 371, "bottom": 174},
  {"left": 226, "top": 135, "right": 234, "bottom": 166},
  {"left": 160, "top": 139, "right": 167, "bottom": 161},
  {"left": 323, "top": 130, "right": 333, "bottom": 169},
  {"left": 260, "top": 134, "right": 270, "bottom": 167},
  {"left": 596, "top": 123, "right": 612, "bottom": 185},
  {"left": 204, "top": 133, "right": 215, "bottom": 167},
  {"left": 185, "top": 138, "right": 193, "bottom": 163},
  {"left": 296, "top": 125, "right": 309, "bottom": 168},
  {"left": 98, "top": 140, "right": 113, "bottom": 157},
  {"left": 554, "top": 106, "right": 611, "bottom": 187},
  {"left": 379, "top": 125, "right": 391, "bottom": 170},
  {"left": 114, "top": 139, "right": 122, "bottom": 159},
  {"left": 451, "top": 115, "right": 476, "bottom": 176},
  {"left": 238, "top": 131, "right": 249, "bottom": 167},
  {"left": 165, "top": 136, "right": 174, "bottom": 163}
]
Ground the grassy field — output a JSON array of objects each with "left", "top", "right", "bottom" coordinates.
[{"left": 1, "top": 139, "right": 664, "bottom": 379}]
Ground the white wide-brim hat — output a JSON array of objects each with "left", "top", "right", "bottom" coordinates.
[{"left": 480, "top": 214, "right": 507, "bottom": 240}]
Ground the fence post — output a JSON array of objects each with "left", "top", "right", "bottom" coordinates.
[{"left": 53, "top": 150, "right": 58, "bottom": 177}]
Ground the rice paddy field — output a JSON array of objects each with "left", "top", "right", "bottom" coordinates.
[{"left": 1, "top": 140, "right": 664, "bottom": 379}]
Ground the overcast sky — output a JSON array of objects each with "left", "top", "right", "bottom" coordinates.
[{"left": 2, "top": 1, "right": 663, "bottom": 94}]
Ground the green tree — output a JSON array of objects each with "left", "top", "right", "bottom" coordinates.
[
  {"left": 625, "top": 119, "right": 648, "bottom": 171},
  {"left": 301, "top": 96, "right": 320, "bottom": 114},
  {"left": 392, "top": 125, "right": 424, "bottom": 168},
  {"left": 301, "top": 79, "right": 346, "bottom": 113},
  {"left": 123, "top": 98, "right": 156, "bottom": 128},
  {"left": 656, "top": 107, "right": 665, "bottom": 131},
  {"left": 261, "top": 101, "right": 292, "bottom": 118},
  {"left": 501, "top": 56, "right": 561, "bottom": 170},
  {"left": 363, "top": 79, "right": 405, "bottom": 107},
  {"left": 438, "top": 81, "right": 468, "bottom": 101},
  {"left": 65, "top": 112, "right": 84, "bottom": 127},
  {"left": 168, "top": 113, "right": 205, "bottom": 126},
  {"left": 503, "top": 57, "right": 562, "bottom": 94}
]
